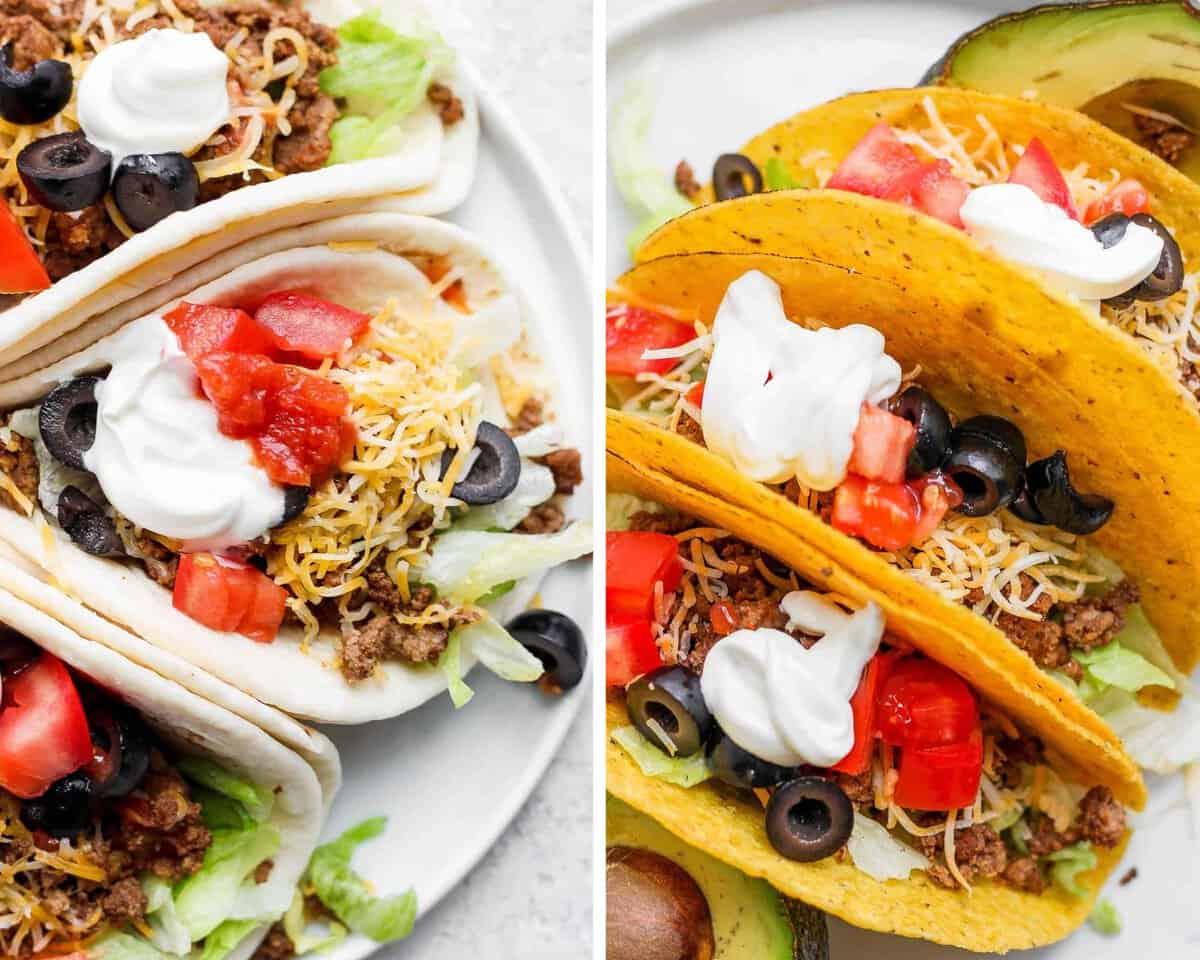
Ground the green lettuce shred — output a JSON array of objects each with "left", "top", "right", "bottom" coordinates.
[
  {"left": 177, "top": 757, "right": 273, "bottom": 821},
  {"left": 606, "top": 492, "right": 661, "bottom": 531},
  {"left": 1046, "top": 842, "right": 1098, "bottom": 898},
  {"left": 764, "top": 157, "right": 802, "bottom": 190},
  {"left": 199, "top": 921, "right": 259, "bottom": 960},
  {"left": 437, "top": 629, "right": 475, "bottom": 709},
  {"left": 1075, "top": 640, "right": 1173, "bottom": 695},
  {"left": 93, "top": 932, "right": 170, "bottom": 960},
  {"left": 308, "top": 818, "right": 417, "bottom": 943},
  {"left": 174, "top": 823, "right": 282, "bottom": 940},
  {"left": 611, "top": 726, "right": 712, "bottom": 787},
  {"left": 1090, "top": 898, "right": 1122, "bottom": 936},
  {"left": 283, "top": 889, "right": 348, "bottom": 955}
]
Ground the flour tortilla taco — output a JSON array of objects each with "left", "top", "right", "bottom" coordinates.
[
  {"left": 0, "top": 0, "right": 477, "bottom": 352},
  {"left": 0, "top": 211, "right": 591, "bottom": 724},
  {"left": 605, "top": 455, "right": 1132, "bottom": 954},
  {"left": 608, "top": 244, "right": 1200, "bottom": 804},
  {"left": 0, "top": 556, "right": 335, "bottom": 960}
]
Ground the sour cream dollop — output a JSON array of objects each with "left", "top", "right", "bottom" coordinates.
[
  {"left": 77, "top": 29, "right": 231, "bottom": 171},
  {"left": 701, "top": 270, "right": 901, "bottom": 490},
  {"left": 700, "top": 592, "right": 884, "bottom": 768},
  {"left": 79, "top": 315, "right": 285, "bottom": 551},
  {"left": 960, "top": 183, "right": 1164, "bottom": 304}
]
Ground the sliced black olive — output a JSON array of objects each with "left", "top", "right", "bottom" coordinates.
[
  {"left": 888, "top": 386, "right": 951, "bottom": 477},
  {"left": 1091, "top": 212, "right": 1129, "bottom": 250},
  {"left": 708, "top": 729, "right": 794, "bottom": 790},
  {"left": 712, "top": 153, "right": 763, "bottom": 201},
  {"left": 626, "top": 665, "right": 713, "bottom": 758},
  {"left": 112, "top": 153, "right": 200, "bottom": 232},
  {"left": 439, "top": 421, "right": 520, "bottom": 505},
  {"left": 945, "top": 415, "right": 1026, "bottom": 516},
  {"left": 57, "top": 485, "right": 124, "bottom": 557},
  {"left": 765, "top": 776, "right": 853, "bottom": 863},
  {"left": 1024, "top": 450, "right": 1114, "bottom": 535},
  {"left": 1128, "top": 213, "right": 1184, "bottom": 302},
  {"left": 17, "top": 132, "right": 110, "bottom": 212},
  {"left": 20, "top": 771, "right": 94, "bottom": 838},
  {"left": 280, "top": 485, "right": 310, "bottom": 525},
  {"left": 85, "top": 706, "right": 151, "bottom": 799},
  {"left": 39, "top": 376, "right": 100, "bottom": 470},
  {"left": 506, "top": 609, "right": 586, "bottom": 692},
  {"left": 1007, "top": 486, "right": 1046, "bottom": 525},
  {"left": 0, "top": 45, "right": 72, "bottom": 125}
]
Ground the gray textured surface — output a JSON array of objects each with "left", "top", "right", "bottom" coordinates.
[{"left": 391, "top": 2, "right": 594, "bottom": 958}]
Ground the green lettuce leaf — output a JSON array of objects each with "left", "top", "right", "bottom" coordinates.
[
  {"left": 606, "top": 492, "right": 661, "bottom": 532},
  {"left": 1090, "top": 898, "right": 1122, "bottom": 935},
  {"left": 611, "top": 726, "right": 712, "bottom": 787},
  {"left": 142, "top": 875, "right": 191, "bottom": 955},
  {"left": 194, "top": 786, "right": 256, "bottom": 832},
  {"left": 1111, "top": 603, "right": 1188, "bottom": 689},
  {"left": 308, "top": 818, "right": 417, "bottom": 943},
  {"left": 1046, "top": 842, "right": 1097, "bottom": 898},
  {"left": 199, "top": 921, "right": 259, "bottom": 960},
  {"left": 93, "top": 933, "right": 169, "bottom": 960},
  {"left": 283, "top": 890, "right": 348, "bottom": 955},
  {"left": 174, "top": 824, "right": 282, "bottom": 940},
  {"left": 177, "top": 757, "right": 272, "bottom": 821},
  {"left": 437, "top": 629, "right": 474, "bottom": 709},
  {"left": 764, "top": 157, "right": 802, "bottom": 190},
  {"left": 1075, "top": 640, "right": 1173, "bottom": 694},
  {"left": 457, "top": 618, "right": 544, "bottom": 683}
]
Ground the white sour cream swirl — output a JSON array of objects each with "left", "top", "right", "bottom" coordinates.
[
  {"left": 80, "top": 315, "right": 285, "bottom": 551},
  {"left": 701, "top": 271, "right": 901, "bottom": 490},
  {"left": 77, "top": 29, "right": 231, "bottom": 171},
  {"left": 700, "top": 592, "right": 884, "bottom": 768},
  {"left": 960, "top": 183, "right": 1164, "bottom": 305}
]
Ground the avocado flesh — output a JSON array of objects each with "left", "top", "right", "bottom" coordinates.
[
  {"left": 607, "top": 796, "right": 817, "bottom": 960},
  {"left": 926, "top": 1, "right": 1200, "bottom": 179}
]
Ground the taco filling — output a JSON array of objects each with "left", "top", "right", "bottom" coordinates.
[
  {"left": 697, "top": 95, "right": 1199, "bottom": 404},
  {"left": 0, "top": 278, "right": 588, "bottom": 693},
  {"left": 606, "top": 495, "right": 1128, "bottom": 895},
  {"left": 607, "top": 269, "right": 1178, "bottom": 712},
  {"left": 0, "top": 628, "right": 278, "bottom": 957},
  {"left": 0, "top": 0, "right": 464, "bottom": 292}
]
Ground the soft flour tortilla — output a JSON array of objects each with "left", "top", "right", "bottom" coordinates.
[
  {"left": 0, "top": 212, "right": 565, "bottom": 724},
  {"left": 634, "top": 89, "right": 1200, "bottom": 676},
  {"left": 0, "top": 563, "right": 333, "bottom": 960},
  {"left": 0, "top": 0, "right": 479, "bottom": 369},
  {"left": 606, "top": 455, "right": 1129, "bottom": 953}
]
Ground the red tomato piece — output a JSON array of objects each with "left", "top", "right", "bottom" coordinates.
[
  {"left": 606, "top": 613, "right": 662, "bottom": 687},
  {"left": 887, "top": 159, "right": 970, "bottom": 229},
  {"left": 831, "top": 475, "right": 919, "bottom": 551},
  {"left": 827, "top": 122, "right": 923, "bottom": 198},
  {"left": 1008, "top": 138, "right": 1078, "bottom": 219},
  {"left": 254, "top": 291, "right": 372, "bottom": 362},
  {"left": 847, "top": 405, "right": 916, "bottom": 484},
  {"left": 606, "top": 303, "right": 696, "bottom": 377},
  {"left": 174, "top": 554, "right": 287, "bottom": 643},
  {"left": 606, "top": 531, "right": 683, "bottom": 619},
  {"left": 877, "top": 657, "right": 978, "bottom": 748},
  {"left": 685, "top": 380, "right": 705, "bottom": 409},
  {"left": 0, "top": 203, "right": 49, "bottom": 294},
  {"left": 164, "top": 302, "right": 275, "bottom": 360},
  {"left": 894, "top": 727, "right": 984, "bottom": 811},
  {"left": 0, "top": 654, "right": 92, "bottom": 799},
  {"left": 910, "top": 473, "right": 962, "bottom": 544},
  {"left": 709, "top": 600, "right": 738, "bottom": 636},
  {"left": 1084, "top": 178, "right": 1150, "bottom": 225},
  {"left": 831, "top": 651, "right": 898, "bottom": 775}
]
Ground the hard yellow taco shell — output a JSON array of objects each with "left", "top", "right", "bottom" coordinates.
[{"left": 606, "top": 449, "right": 1131, "bottom": 952}]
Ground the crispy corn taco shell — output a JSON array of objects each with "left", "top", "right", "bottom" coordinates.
[{"left": 606, "top": 450, "right": 1130, "bottom": 952}]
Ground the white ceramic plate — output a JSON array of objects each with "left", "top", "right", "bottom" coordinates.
[
  {"left": 314, "top": 60, "right": 593, "bottom": 959},
  {"left": 608, "top": 1, "right": 1200, "bottom": 957}
]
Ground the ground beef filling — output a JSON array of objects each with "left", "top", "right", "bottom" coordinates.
[
  {"left": 674, "top": 160, "right": 701, "bottom": 200},
  {"left": 1133, "top": 112, "right": 1194, "bottom": 165},
  {"left": 0, "top": 432, "right": 38, "bottom": 511}
]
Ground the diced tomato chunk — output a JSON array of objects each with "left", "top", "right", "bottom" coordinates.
[
  {"left": 877, "top": 657, "right": 979, "bottom": 749},
  {"left": 887, "top": 159, "right": 970, "bottom": 229},
  {"left": 848, "top": 405, "right": 916, "bottom": 484},
  {"left": 0, "top": 203, "right": 49, "bottom": 294},
  {"left": 894, "top": 727, "right": 984, "bottom": 811},
  {"left": 831, "top": 475, "right": 919, "bottom": 551},
  {"left": 827, "top": 122, "right": 923, "bottom": 199},
  {"left": 911, "top": 473, "right": 961, "bottom": 543},
  {"left": 685, "top": 380, "right": 705, "bottom": 409},
  {"left": 253, "top": 291, "right": 372, "bottom": 362},
  {"left": 709, "top": 600, "right": 738, "bottom": 636},
  {"left": 0, "top": 654, "right": 92, "bottom": 799},
  {"left": 174, "top": 553, "right": 287, "bottom": 643},
  {"left": 606, "top": 531, "right": 683, "bottom": 619},
  {"left": 606, "top": 304, "right": 697, "bottom": 377},
  {"left": 1008, "top": 138, "right": 1078, "bottom": 219},
  {"left": 164, "top": 303, "right": 275, "bottom": 359},
  {"left": 1083, "top": 178, "right": 1151, "bottom": 225},
  {"left": 606, "top": 614, "right": 663, "bottom": 687},
  {"left": 831, "top": 651, "right": 897, "bottom": 775}
]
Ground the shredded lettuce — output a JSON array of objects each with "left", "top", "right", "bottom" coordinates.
[
  {"left": 1111, "top": 603, "right": 1188, "bottom": 689},
  {"left": 1102, "top": 687, "right": 1200, "bottom": 775},
  {"left": 308, "top": 818, "right": 417, "bottom": 943},
  {"left": 199, "top": 921, "right": 259, "bottom": 960},
  {"left": 454, "top": 462, "right": 556, "bottom": 531},
  {"left": 764, "top": 157, "right": 802, "bottom": 190},
  {"left": 1090, "top": 898, "right": 1122, "bottom": 935},
  {"left": 436, "top": 629, "right": 474, "bottom": 709},
  {"left": 610, "top": 74, "right": 692, "bottom": 255},
  {"left": 194, "top": 787, "right": 257, "bottom": 833},
  {"left": 1075, "top": 641, "right": 1173, "bottom": 694},
  {"left": 142, "top": 876, "right": 192, "bottom": 955},
  {"left": 422, "top": 523, "right": 592, "bottom": 604},
  {"left": 283, "top": 890, "right": 348, "bottom": 955},
  {"left": 174, "top": 823, "right": 282, "bottom": 940},
  {"left": 475, "top": 580, "right": 517, "bottom": 605},
  {"left": 319, "top": 12, "right": 452, "bottom": 164},
  {"left": 606, "top": 492, "right": 661, "bottom": 532},
  {"left": 846, "top": 812, "right": 929, "bottom": 881},
  {"left": 177, "top": 757, "right": 273, "bottom": 822},
  {"left": 1046, "top": 842, "right": 1097, "bottom": 898},
  {"left": 94, "top": 933, "right": 170, "bottom": 960},
  {"left": 458, "top": 617, "right": 544, "bottom": 682},
  {"left": 611, "top": 726, "right": 711, "bottom": 787}
]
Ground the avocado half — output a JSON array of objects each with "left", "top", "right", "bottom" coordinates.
[
  {"left": 923, "top": 1, "right": 1200, "bottom": 182},
  {"left": 607, "top": 796, "right": 826, "bottom": 960}
]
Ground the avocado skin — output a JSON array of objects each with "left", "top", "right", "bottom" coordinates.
[{"left": 608, "top": 796, "right": 823, "bottom": 960}]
